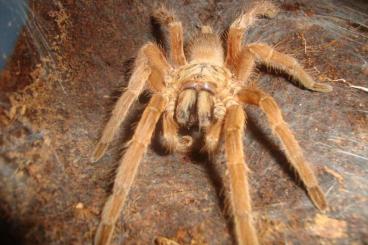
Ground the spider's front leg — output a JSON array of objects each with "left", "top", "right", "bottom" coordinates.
[
  {"left": 94, "top": 94, "right": 167, "bottom": 245},
  {"left": 91, "top": 43, "right": 169, "bottom": 162},
  {"left": 237, "top": 88, "right": 328, "bottom": 210},
  {"left": 224, "top": 104, "right": 259, "bottom": 245},
  {"left": 92, "top": 43, "right": 170, "bottom": 245}
]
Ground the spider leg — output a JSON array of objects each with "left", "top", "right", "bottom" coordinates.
[
  {"left": 234, "top": 47, "right": 256, "bottom": 83},
  {"left": 94, "top": 94, "right": 167, "bottom": 245},
  {"left": 91, "top": 43, "right": 170, "bottom": 162},
  {"left": 225, "top": 1, "right": 278, "bottom": 69},
  {"left": 247, "top": 43, "right": 333, "bottom": 92},
  {"left": 224, "top": 104, "right": 259, "bottom": 245},
  {"left": 237, "top": 88, "right": 328, "bottom": 211},
  {"left": 153, "top": 6, "right": 187, "bottom": 66}
]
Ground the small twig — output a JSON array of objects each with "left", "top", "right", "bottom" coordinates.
[
  {"left": 328, "top": 78, "right": 347, "bottom": 83},
  {"left": 313, "top": 66, "right": 320, "bottom": 74},
  {"left": 301, "top": 33, "right": 307, "bottom": 54},
  {"left": 326, "top": 78, "right": 368, "bottom": 93},
  {"left": 349, "top": 85, "right": 368, "bottom": 92}
]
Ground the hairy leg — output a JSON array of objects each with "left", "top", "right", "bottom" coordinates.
[
  {"left": 91, "top": 43, "right": 169, "bottom": 162},
  {"left": 247, "top": 43, "right": 332, "bottom": 92},
  {"left": 237, "top": 88, "right": 328, "bottom": 210},
  {"left": 153, "top": 6, "right": 186, "bottom": 66},
  {"left": 94, "top": 94, "right": 167, "bottom": 245},
  {"left": 225, "top": 1, "right": 278, "bottom": 69},
  {"left": 234, "top": 47, "right": 256, "bottom": 83},
  {"left": 224, "top": 104, "right": 259, "bottom": 245}
]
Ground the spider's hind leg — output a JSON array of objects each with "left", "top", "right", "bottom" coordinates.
[
  {"left": 153, "top": 5, "right": 186, "bottom": 66},
  {"left": 247, "top": 43, "right": 333, "bottom": 92},
  {"left": 225, "top": 1, "right": 278, "bottom": 69}
]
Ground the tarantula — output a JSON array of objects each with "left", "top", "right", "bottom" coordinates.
[{"left": 91, "top": 2, "right": 332, "bottom": 245}]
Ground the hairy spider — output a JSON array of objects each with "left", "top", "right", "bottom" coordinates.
[{"left": 91, "top": 2, "right": 332, "bottom": 245}]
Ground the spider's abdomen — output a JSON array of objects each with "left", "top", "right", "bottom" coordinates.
[{"left": 188, "top": 32, "right": 224, "bottom": 66}]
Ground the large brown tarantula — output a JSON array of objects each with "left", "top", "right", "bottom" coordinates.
[{"left": 91, "top": 2, "right": 332, "bottom": 245}]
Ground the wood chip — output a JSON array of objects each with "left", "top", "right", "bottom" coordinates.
[{"left": 307, "top": 214, "right": 347, "bottom": 239}]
